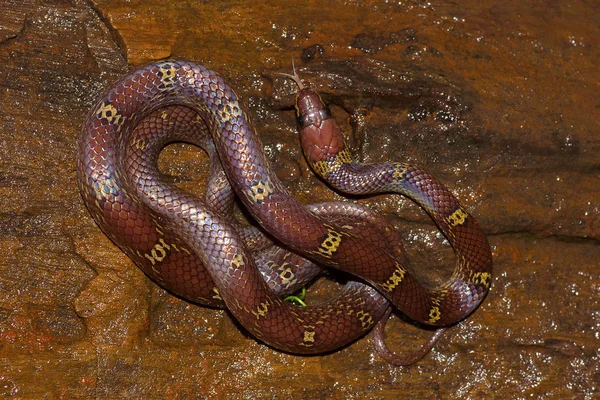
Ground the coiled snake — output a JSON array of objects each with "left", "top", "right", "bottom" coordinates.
[{"left": 77, "top": 60, "right": 493, "bottom": 364}]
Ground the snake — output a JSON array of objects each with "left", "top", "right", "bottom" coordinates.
[{"left": 77, "top": 60, "right": 493, "bottom": 363}]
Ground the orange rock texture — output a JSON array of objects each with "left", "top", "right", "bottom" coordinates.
[{"left": 0, "top": 0, "right": 597, "bottom": 398}]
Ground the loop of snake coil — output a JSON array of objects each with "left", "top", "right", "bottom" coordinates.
[{"left": 77, "top": 60, "right": 492, "bottom": 362}]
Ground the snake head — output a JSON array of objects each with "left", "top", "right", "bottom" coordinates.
[
  {"left": 295, "top": 89, "right": 347, "bottom": 170},
  {"left": 279, "top": 62, "right": 348, "bottom": 167}
]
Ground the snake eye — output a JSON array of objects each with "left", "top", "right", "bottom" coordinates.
[
  {"left": 298, "top": 107, "right": 331, "bottom": 129},
  {"left": 319, "top": 107, "right": 331, "bottom": 119},
  {"left": 298, "top": 111, "right": 316, "bottom": 128}
]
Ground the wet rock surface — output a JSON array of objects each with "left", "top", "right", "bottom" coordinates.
[{"left": 0, "top": 0, "right": 598, "bottom": 398}]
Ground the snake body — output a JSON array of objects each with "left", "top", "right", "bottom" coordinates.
[{"left": 78, "top": 60, "right": 492, "bottom": 361}]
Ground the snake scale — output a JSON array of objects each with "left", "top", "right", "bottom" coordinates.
[{"left": 77, "top": 60, "right": 493, "bottom": 364}]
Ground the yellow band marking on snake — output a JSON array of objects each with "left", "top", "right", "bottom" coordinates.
[
  {"left": 392, "top": 162, "right": 409, "bottom": 180},
  {"left": 277, "top": 264, "right": 297, "bottom": 289},
  {"left": 157, "top": 63, "right": 177, "bottom": 89},
  {"left": 247, "top": 179, "right": 274, "bottom": 203},
  {"left": 470, "top": 271, "right": 492, "bottom": 288},
  {"left": 428, "top": 307, "right": 441, "bottom": 324},
  {"left": 381, "top": 263, "right": 407, "bottom": 293},
  {"left": 231, "top": 253, "right": 246, "bottom": 269},
  {"left": 310, "top": 160, "right": 329, "bottom": 177},
  {"left": 144, "top": 238, "right": 176, "bottom": 266},
  {"left": 193, "top": 114, "right": 203, "bottom": 124},
  {"left": 300, "top": 325, "right": 316, "bottom": 347},
  {"left": 335, "top": 148, "right": 352, "bottom": 165},
  {"left": 428, "top": 290, "right": 448, "bottom": 324},
  {"left": 445, "top": 208, "right": 469, "bottom": 227},
  {"left": 356, "top": 310, "right": 374, "bottom": 330},
  {"left": 311, "top": 148, "right": 352, "bottom": 178},
  {"left": 251, "top": 300, "right": 272, "bottom": 319},
  {"left": 224, "top": 103, "right": 243, "bottom": 119},
  {"left": 317, "top": 228, "right": 343, "bottom": 258},
  {"left": 132, "top": 136, "right": 147, "bottom": 150},
  {"left": 96, "top": 102, "right": 126, "bottom": 129}
]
